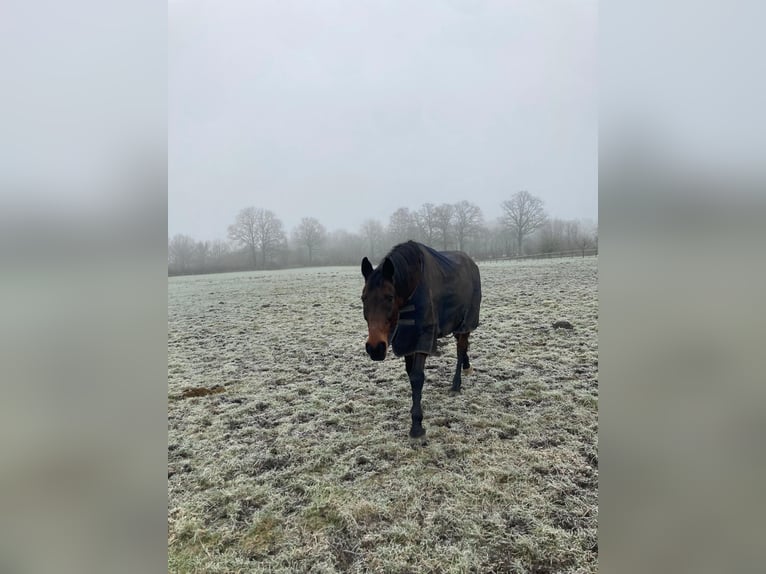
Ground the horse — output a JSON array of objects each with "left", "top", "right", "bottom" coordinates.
[{"left": 360, "top": 241, "right": 482, "bottom": 442}]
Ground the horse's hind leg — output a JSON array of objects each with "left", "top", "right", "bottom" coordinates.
[
  {"left": 462, "top": 333, "right": 473, "bottom": 374},
  {"left": 451, "top": 333, "right": 471, "bottom": 393}
]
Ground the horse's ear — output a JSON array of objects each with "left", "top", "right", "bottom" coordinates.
[
  {"left": 361, "top": 257, "right": 373, "bottom": 280},
  {"left": 382, "top": 257, "right": 395, "bottom": 281}
]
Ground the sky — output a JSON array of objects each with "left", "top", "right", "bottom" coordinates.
[{"left": 169, "top": 0, "right": 597, "bottom": 241}]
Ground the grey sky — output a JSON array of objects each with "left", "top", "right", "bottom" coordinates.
[{"left": 169, "top": 0, "right": 596, "bottom": 241}]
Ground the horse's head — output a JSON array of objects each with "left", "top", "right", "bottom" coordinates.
[{"left": 360, "top": 256, "right": 399, "bottom": 361}]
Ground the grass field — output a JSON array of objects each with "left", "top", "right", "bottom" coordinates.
[{"left": 168, "top": 257, "right": 598, "bottom": 573}]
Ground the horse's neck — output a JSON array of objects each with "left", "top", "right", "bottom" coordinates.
[{"left": 396, "top": 264, "right": 421, "bottom": 303}]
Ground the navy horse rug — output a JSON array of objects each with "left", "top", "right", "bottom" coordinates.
[{"left": 387, "top": 242, "right": 481, "bottom": 356}]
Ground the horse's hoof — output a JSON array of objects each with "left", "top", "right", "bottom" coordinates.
[
  {"left": 449, "top": 388, "right": 461, "bottom": 396},
  {"left": 409, "top": 427, "right": 426, "bottom": 442},
  {"left": 409, "top": 434, "right": 428, "bottom": 447},
  {"left": 462, "top": 366, "right": 474, "bottom": 375}
]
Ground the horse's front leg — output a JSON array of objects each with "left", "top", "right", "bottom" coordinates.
[{"left": 404, "top": 353, "right": 427, "bottom": 440}]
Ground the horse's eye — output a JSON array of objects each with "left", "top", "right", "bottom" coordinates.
[{"left": 385, "top": 295, "right": 394, "bottom": 303}]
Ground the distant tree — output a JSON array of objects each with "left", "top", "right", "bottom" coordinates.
[
  {"left": 227, "top": 207, "right": 259, "bottom": 268},
  {"left": 209, "top": 239, "right": 231, "bottom": 260},
  {"left": 501, "top": 190, "right": 547, "bottom": 255},
  {"left": 485, "top": 221, "right": 511, "bottom": 258},
  {"left": 326, "top": 229, "right": 365, "bottom": 265},
  {"left": 192, "top": 240, "right": 210, "bottom": 272},
  {"left": 252, "top": 208, "right": 286, "bottom": 267},
  {"left": 433, "top": 203, "right": 455, "bottom": 250},
  {"left": 535, "top": 219, "right": 566, "bottom": 253},
  {"left": 275, "top": 234, "right": 290, "bottom": 267},
  {"left": 293, "top": 217, "right": 326, "bottom": 265},
  {"left": 387, "top": 207, "right": 418, "bottom": 245},
  {"left": 168, "top": 234, "right": 196, "bottom": 273},
  {"left": 574, "top": 219, "right": 598, "bottom": 255},
  {"left": 564, "top": 220, "right": 581, "bottom": 248},
  {"left": 470, "top": 223, "right": 492, "bottom": 258},
  {"left": 360, "top": 219, "right": 385, "bottom": 260},
  {"left": 528, "top": 218, "right": 598, "bottom": 255},
  {"left": 452, "top": 200, "right": 484, "bottom": 252},
  {"left": 228, "top": 207, "right": 286, "bottom": 269},
  {"left": 207, "top": 239, "right": 231, "bottom": 272},
  {"left": 415, "top": 203, "right": 438, "bottom": 246}
]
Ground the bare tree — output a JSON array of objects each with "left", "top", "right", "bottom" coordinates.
[
  {"left": 293, "top": 217, "right": 326, "bottom": 265},
  {"left": 228, "top": 207, "right": 286, "bottom": 269},
  {"left": 501, "top": 190, "right": 547, "bottom": 255},
  {"left": 535, "top": 219, "right": 566, "bottom": 253},
  {"left": 192, "top": 240, "right": 210, "bottom": 271},
  {"left": 209, "top": 239, "right": 231, "bottom": 260},
  {"left": 360, "top": 219, "right": 385, "bottom": 260},
  {"left": 414, "top": 203, "right": 438, "bottom": 246},
  {"left": 168, "top": 234, "right": 196, "bottom": 274},
  {"left": 274, "top": 233, "right": 290, "bottom": 267},
  {"left": 387, "top": 207, "right": 418, "bottom": 245},
  {"left": 228, "top": 207, "right": 259, "bottom": 268},
  {"left": 564, "top": 220, "right": 581, "bottom": 247},
  {"left": 207, "top": 239, "right": 231, "bottom": 272},
  {"left": 485, "top": 221, "right": 511, "bottom": 258},
  {"left": 326, "top": 229, "right": 365, "bottom": 265},
  {"left": 528, "top": 218, "right": 599, "bottom": 255},
  {"left": 452, "top": 200, "right": 484, "bottom": 252},
  {"left": 470, "top": 223, "right": 493, "bottom": 258},
  {"left": 433, "top": 203, "right": 454, "bottom": 250},
  {"left": 574, "top": 219, "right": 598, "bottom": 256},
  {"left": 259, "top": 211, "right": 287, "bottom": 267}
]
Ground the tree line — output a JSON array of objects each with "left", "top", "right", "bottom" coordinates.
[{"left": 168, "top": 191, "right": 597, "bottom": 275}]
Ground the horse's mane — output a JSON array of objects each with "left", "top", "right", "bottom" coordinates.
[{"left": 382, "top": 241, "right": 423, "bottom": 300}]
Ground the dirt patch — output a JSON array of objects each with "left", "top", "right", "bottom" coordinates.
[{"left": 179, "top": 385, "right": 225, "bottom": 398}]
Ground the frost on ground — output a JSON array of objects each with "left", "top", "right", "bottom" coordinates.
[{"left": 168, "top": 258, "right": 598, "bottom": 573}]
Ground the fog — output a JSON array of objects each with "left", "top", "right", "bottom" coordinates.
[{"left": 169, "top": 0, "right": 597, "bottom": 240}]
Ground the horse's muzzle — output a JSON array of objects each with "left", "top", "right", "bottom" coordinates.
[{"left": 365, "top": 341, "right": 387, "bottom": 361}]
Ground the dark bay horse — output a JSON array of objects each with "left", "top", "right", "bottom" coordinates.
[{"left": 360, "top": 241, "right": 482, "bottom": 441}]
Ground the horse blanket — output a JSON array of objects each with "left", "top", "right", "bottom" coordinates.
[{"left": 387, "top": 243, "right": 481, "bottom": 357}]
